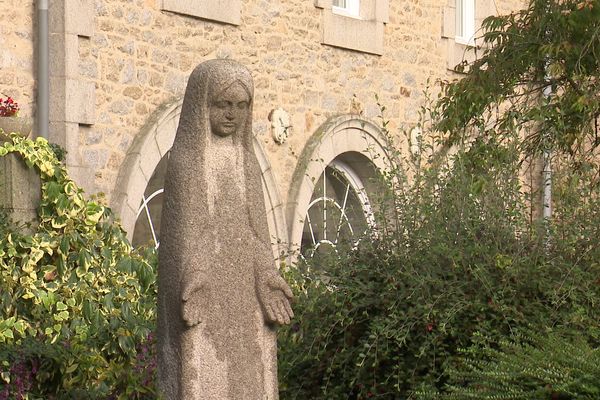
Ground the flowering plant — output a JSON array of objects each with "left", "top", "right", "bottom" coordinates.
[{"left": 0, "top": 97, "right": 19, "bottom": 117}]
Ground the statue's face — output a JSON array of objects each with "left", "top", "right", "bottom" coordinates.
[{"left": 210, "top": 82, "right": 250, "bottom": 137}]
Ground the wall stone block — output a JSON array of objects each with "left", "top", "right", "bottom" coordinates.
[
  {"left": 159, "top": 0, "right": 241, "bottom": 25},
  {"left": 0, "top": 153, "right": 41, "bottom": 230}
]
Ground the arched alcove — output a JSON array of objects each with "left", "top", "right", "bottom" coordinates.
[{"left": 286, "top": 115, "right": 393, "bottom": 255}]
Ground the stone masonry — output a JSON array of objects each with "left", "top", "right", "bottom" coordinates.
[
  {"left": 1, "top": 0, "right": 525, "bottom": 207},
  {"left": 0, "top": 0, "right": 36, "bottom": 117}
]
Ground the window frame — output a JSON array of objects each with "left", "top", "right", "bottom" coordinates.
[
  {"left": 455, "top": 0, "right": 476, "bottom": 46},
  {"left": 442, "top": 0, "right": 495, "bottom": 71},
  {"left": 301, "top": 158, "right": 375, "bottom": 256},
  {"left": 314, "top": 0, "right": 388, "bottom": 55},
  {"left": 332, "top": 0, "right": 361, "bottom": 18}
]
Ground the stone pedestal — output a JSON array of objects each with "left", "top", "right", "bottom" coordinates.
[{"left": 0, "top": 152, "right": 41, "bottom": 230}]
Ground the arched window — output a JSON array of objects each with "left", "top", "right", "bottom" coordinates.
[
  {"left": 286, "top": 115, "right": 393, "bottom": 260},
  {"left": 124, "top": 143, "right": 285, "bottom": 252},
  {"left": 112, "top": 100, "right": 288, "bottom": 258},
  {"left": 301, "top": 155, "right": 377, "bottom": 261},
  {"left": 131, "top": 153, "right": 168, "bottom": 248}
]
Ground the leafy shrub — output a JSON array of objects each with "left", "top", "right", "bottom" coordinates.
[
  {"left": 0, "top": 132, "right": 157, "bottom": 398},
  {"left": 278, "top": 133, "right": 600, "bottom": 399},
  {"left": 418, "top": 329, "right": 600, "bottom": 400}
]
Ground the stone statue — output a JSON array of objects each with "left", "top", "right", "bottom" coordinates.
[{"left": 157, "top": 59, "right": 294, "bottom": 399}]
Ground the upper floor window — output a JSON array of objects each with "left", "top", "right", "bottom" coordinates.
[
  {"left": 455, "top": 0, "right": 475, "bottom": 45},
  {"left": 332, "top": 0, "right": 360, "bottom": 18},
  {"left": 442, "top": 0, "right": 494, "bottom": 70},
  {"left": 315, "top": 0, "right": 389, "bottom": 55}
]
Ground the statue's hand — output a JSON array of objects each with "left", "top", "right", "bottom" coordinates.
[
  {"left": 258, "top": 275, "right": 294, "bottom": 325},
  {"left": 181, "top": 275, "right": 208, "bottom": 328}
]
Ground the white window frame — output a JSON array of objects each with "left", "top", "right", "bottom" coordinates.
[
  {"left": 455, "top": 0, "right": 475, "bottom": 46},
  {"left": 332, "top": 0, "right": 360, "bottom": 18}
]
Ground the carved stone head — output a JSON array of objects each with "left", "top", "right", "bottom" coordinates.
[
  {"left": 210, "top": 80, "right": 251, "bottom": 138},
  {"left": 173, "top": 59, "right": 255, "bottom": 152}
]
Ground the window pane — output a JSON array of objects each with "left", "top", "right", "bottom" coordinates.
[
  {"left": 301, "top": 161, "right": 373, "bottom": 260},
  {"left": 456, "top": 0, "right": 464, "bottom": 37},
  {"left": 132, "top": 153, "right": 169, "bottom": 248},
  {"left": 332, "top": 0, "right": 359, "bottom": 16},
  {"left": 455, "top": 0, "right": 475, "bottom": 44}
]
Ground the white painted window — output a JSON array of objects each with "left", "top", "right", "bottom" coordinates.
[
  {"left": 315, "top": 0, "right": 387, "bottom": 54},
  {"left": 332, "top": 0, "right": 360, "bottom": 18},
  {"left": 455, "top": 0, "right": 475, "bottom": 45},
  {"left": 133, "top": 153, "right": 169, "bottom": 249},
  {"left": 301, "top": 159, "right": 375, "bottom": 261}
]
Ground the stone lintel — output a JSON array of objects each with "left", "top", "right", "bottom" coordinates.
[
  {"left": 159, "top": 0, "right": 241, "bottom": 26},
  {"left": 322, "top": 13, "right": 384, "bottom": 55}
]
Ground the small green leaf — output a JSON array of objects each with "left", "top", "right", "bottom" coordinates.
[
  {"left": 45, "top": 181, "right": 62, "bottom": 201},
  {"left": 65, "top": 363, "right": 79, "bottom": 374}
]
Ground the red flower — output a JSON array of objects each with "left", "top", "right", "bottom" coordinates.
[{"left": 0, "top": 97, "right": 19, "bottom": 117}]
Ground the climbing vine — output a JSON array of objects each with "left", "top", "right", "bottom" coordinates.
[{"left": 0, "top": 132, "right": 157, "bottom": 398}]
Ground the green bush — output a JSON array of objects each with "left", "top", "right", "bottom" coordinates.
[
  {"left": 0, "top": 133, "right": 157, "bottom": 398},
  {"left": 418, "top": 329, "right": 600, "bottom": 400},
  {"left": 278, "top": 134, "right": 600, "bottom": 399}
]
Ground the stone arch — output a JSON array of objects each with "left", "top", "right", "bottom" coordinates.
[
  {"left": 286, "top": 114, "right": 393, "bottom": 252},
  {"left": 111, "top": 99, "right": 288, "bottom": 257}
]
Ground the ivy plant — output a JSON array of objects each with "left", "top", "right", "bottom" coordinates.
[{"left": 0, "top": 131, "right": 157, "bottom": 398}]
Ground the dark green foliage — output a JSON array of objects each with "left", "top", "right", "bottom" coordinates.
[
  {"left": 278, "top": 135, "right": 600, "bottom": 399},
  {"left": 418, "top": 329, "right": 600, "bottom": 399},
  {"left": 436, "top": 0, "right": 600, "bottom": 158}
]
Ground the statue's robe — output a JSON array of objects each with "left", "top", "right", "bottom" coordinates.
[{"left": 157, "top": 60, "right": 280, "bottom": 400}]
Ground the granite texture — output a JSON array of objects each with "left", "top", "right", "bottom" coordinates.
[{"left": 157, "top": 59, "right": 293, "bottom": 399}]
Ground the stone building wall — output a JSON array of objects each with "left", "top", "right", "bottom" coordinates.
[
  {"left": 0, "top": 0, "right": 36, "bottom": 118},
  {"left": 1, "top": 0, "right": 526, "bottom": 243},
  {"left": 83, "top": 0, "right": 421, "bottom": 200},
  {"left": 76, "top": 0, "right": 519, "bottom": 200}
]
